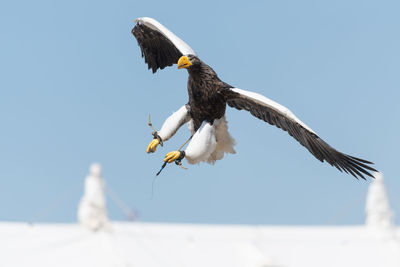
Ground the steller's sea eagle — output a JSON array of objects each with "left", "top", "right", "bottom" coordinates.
[{"left": 131, "top": 17, "right": 376, "bottom": 179}]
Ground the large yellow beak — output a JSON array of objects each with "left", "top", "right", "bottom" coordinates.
[{"left": 177, "top": 56, "right": 192, "bottom": 69}]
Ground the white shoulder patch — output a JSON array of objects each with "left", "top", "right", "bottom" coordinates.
[
  {"left": 231, "top": 88, "right": 315, "bottom": 134},
  {"left": 134, "top": 17, "right": 196, "bottom": 56}
]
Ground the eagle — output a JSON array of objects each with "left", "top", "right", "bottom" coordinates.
[{"left": 131, "top": 17, "right": 376, "bottom": 179}]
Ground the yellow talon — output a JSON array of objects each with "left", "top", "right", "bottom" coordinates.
[
  {"left": 164, "top": 151, "right": 182, "bottom": 163},
  {"left": 146, "top": 139, "right": 160, "bottom": 153}
]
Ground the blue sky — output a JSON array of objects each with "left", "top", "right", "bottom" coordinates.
[{"left": 0, "top": 0, "right": 399, "bottom": 225}]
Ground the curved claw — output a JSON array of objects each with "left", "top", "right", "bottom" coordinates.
[
  {"left": 147, "top": 139, "right": 160, "bottom": 153},
  {"left": 164, "top": 151, "right": 183, "bottom": 163}
]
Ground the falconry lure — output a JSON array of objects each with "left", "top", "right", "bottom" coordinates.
[{"left": 132, "top": 17, "right": 376, "bottom": 179}]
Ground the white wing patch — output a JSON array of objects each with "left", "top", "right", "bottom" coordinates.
[
  {"left": 134, "top": 17, "right": 196, "bottom": 56},
  {"left": 231, "top": 88, "right": 315, "bottom": 134}
]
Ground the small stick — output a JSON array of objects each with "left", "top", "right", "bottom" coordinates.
[
  {"left": 156, "top": 162, "right": 167, "bottom": 176},
  {"left": 154, "top": 136, "right": 191, "bottom": 176}
]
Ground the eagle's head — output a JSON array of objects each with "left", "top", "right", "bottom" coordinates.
[{"left": 177, "top": 55, "right": 201, "bottom": 70}]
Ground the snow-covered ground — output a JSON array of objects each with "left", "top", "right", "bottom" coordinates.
[
  {"left": 0, "top": 222, "right": 400, "bottom": 267},
  {"left": 2, "top": 167, "right": 398, "bottom": 267},
  {"left": 1, "top": 222, "right": 399, "bottom": 267}
]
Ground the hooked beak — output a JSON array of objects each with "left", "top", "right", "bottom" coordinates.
[{"left": 177, "top": 56, "right": 192, "bottom": 69}]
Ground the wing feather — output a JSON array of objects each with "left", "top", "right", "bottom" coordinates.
[
  {"left": 132, "top": 17, "right": 196, "bottom": 73},
  {"left": 225, "top": 87, "right": 377, "bottom": 179}
]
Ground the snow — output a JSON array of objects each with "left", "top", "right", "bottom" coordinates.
[
  {"left": 1, "top": 168, "right": 398, "bottom": 267},
  {"left": 366, "top": 172, "right": 394, "bottom": 230},
  {"left": 0, "top": 222, "right": 399, "bottom": 267},
  {"left": 78, "top": 163, "right": 109, "bottom": 231}
]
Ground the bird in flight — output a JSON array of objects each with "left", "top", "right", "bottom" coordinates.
[{"left": 132, "top": 17, "right": 376, "bottom": 179}]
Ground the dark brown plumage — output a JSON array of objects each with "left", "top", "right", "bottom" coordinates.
[
  {"left": 184, "top": 55, "right": 231, "bottom": 131},
  {"left": 182, "top": 56, "right": 376, "bottom": 179},
  {"left": 131, "top": 17, "right": 377, "bottom": 179},
  {"left": 225, "top": 89, "right": 376, "bottom": 178},
  {"left": 132, "top": 23, "right": 183, "bottom": 73}
]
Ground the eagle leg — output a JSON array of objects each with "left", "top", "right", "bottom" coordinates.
[
  {"left": 147, "top": 105, "right": 191, "bottom": 154},
  {"left": 164, "top": 151, "right": 185, "bottom": 163}
]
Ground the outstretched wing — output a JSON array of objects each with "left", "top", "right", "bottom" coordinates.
[
  {"left": 224, "top": 87, "right": 377, "bottom": 179},
  {"left": 132, "top": 17, "right": 196, "bottom": 73}
]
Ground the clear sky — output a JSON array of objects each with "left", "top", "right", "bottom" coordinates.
[{"left": 0, "top": 0, "right": 399, "bottom": 225}]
